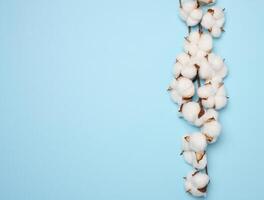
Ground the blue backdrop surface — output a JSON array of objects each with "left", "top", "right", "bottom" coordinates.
[{"left": 0, "top": 0, "right": 263, "bottom": 199}]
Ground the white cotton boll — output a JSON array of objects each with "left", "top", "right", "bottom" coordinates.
[
  {"left": 201, "top": 7, "right": 225, "bottom": 38},
  {"left": 179, "top": 9, "right": 188, "bottom": 21},
  {"left": 212, "top": 7, "right": 224, "bottom": 20},
  {"left": 182, "top": 135, "right": 191, "bottom": 151},
  {"left": 184, "top": 32, "right": 213, "bottom": 58},
  {"left": 177, "top": 52, "right": 190, "bottom": 64},
  {"left": 202, "top": 120, "right": 221, "bottom": 143},
  {"left": 182, "top": 102, "right": 200, "bottom": 123},
  {"left": 193, "top": 153, "right": 207, "bottom": 170},
  {"left": 198, "top": 85, "right": 213, "bottom": 98},
  {"left": 192, "top": 172, "right": 210, "bottom": 189},
  {"left": 190, "top": 9, "right": 203, "bottom": 21},
  {"left": 215, "top": 64, "right": 228, "bottom": 79},
  {"left": 211, "top": 26, "right": 221, "bottom": 38},
  {"left": 217, "top": 84, "right": 226, "bottom": 96},
  {"left": 181, "top": 65, "right": 197, "bottom": 79},
  {"left": 216, "top": 17, "right": 225, "bottom": 28},
  {"left": 205, "top": 109, "right": 219, "bottom": 120},
  {"left": 201, "top": 13, "right": 215, "bottom": 29},
  {"left": 185, "top": 171, "right": 209, "bottom": 197},
  {"left": 214, "top": 96, "right": 227, "bottom": 109},
  {"left": 202, "top": 96, "right": 215, "bottom": 108},
  {"left": 182, "top": 1, "right": 197, "bottom": 13},
  {"left": 198, "top": 33, "right": 213, "bottom": 52},
  {"left": 208, "top": 53, "right": 224, "bottom": 71},
  {"left": 189, "top": 31, "right": 200, "bottom": 43},
  {"left": 169, "top": 79, "right": 178, "bottom": 89},
  {"left": 184, "top": 42, "right": 198, "bottom": 57},
  {"left": 173, "top": 62, "right": 182, "bottom": 78},
  {"left": 176, "top": 77, "right": 195, "bottom": 98},
  {"left": 180, "top": 1, "right": 202, "bottom": 27},
  {"left": 199, "top": 58, "right": 213, "bottom": 80},
  {"left": 184, "top": 179, "right": 193, "bottom": 192},
  {"left": 186, "top": 17, "right": 199, "bottom": 27},
  {"left": 170, "top": 90, "right": 182, "bottom": 104},
  {"left": 183, "top": 151, "right": 193, "bottom": 165},
  {"left": 189, "top": 132, "right": 207, "bottom": 152},
  {"left": 194, "top": 108, "right": 218, "bottom": 126}
]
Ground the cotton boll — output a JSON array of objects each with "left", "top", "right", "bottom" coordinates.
[
  {"left": 198, "top": 85, "right": 213, "bottom": 98},
  {"left": 184, "top": 179, "right": 193, "bottom": 192},
  {"left": 184, "top": 32, "right": 213, "bottom": 58},
  {"left": 213, "top": 7, "right": 225, "bottom": 19},
  {"left": 170, "top": 90, "right": 182, "bottom": 104},
  {"left": 193, "top": 153, "right": 207, "bottom": 169},
  {"left": 169, "top": 79, "right": 178, "bottom": 89},
  {"left": 182, "top": 1, "right": 197, "bottom": 13},
  {"left": 214, "top": 96, "right": 227, "bottom": 109},
  {"left": 198, "top": 58, "right": 214, "bottom": 80},
  {"left": 180, "top": 1, "right": 202, "bottom": 27},
  {"left": 184, "top": 171, "right": 209, "bottom": 197},
  {"left": 205, "top": 109, "right": 219, "bottom": 120},
  {"left": 179, "top": 9, "right": 188, "bottom": 21},
  {"left": 182, "top": 135, "right": 191, "bottom": 151},
  {"left": 189, "top": 31, "right": 200, "bottom": 43},
  {"left": 190, "top": 8, "right": 203, "bottom": 21},
  {"left": 202, "top": 96, "right": 215, "bottom": 108},
  {"left": 202, "top": 120, "right": 221, "bottom": 143},
  {"left": 173, "top": 53, "right": 197, "bottom": 79},
  {"left": 183, "top": 151, "right": 194, "bottom": 165},
  {"left": 216, "top": 17, "right": 225, "bottom": 28},
  {"left": 173, "top": 62, "right": 182, "bottom": 78},
  {"left": 201, "top": 12, "right": 215, "bottom": 29},
  {"left": 208, "top": 53, "right": 224, "bottom": 71},
  {"left": 181, "top": 64, "right": 197, "bottom": 79},
  {"left": 182, "top": 102, "right": 200, "bottom": 123},
  {"left": 215, "top": 64, "right": 228, "bottom": 80},
  {"left": 194, "top": 108, "right": 218, "bottom": 126},
  {"left": 198, "top": 80, "right": 228, "bottom": 109},
  {"left": 176, "top": 77, "right": 195, "bottom": 98},
  {"left": 187, "top": 17, "right": 199, "bottom": 27},
  {"left": 198, "top": 33, "right": 213, "bottom": 52},
  {"left": 199, "top": 53, "right": 228, "bottom": 81},
  {"left": 201, "top": 7, "right": 225, "bottom": 38},
  {"left": 211, "top": 26, "right": 221, "bottom": 38},
  {"left": 188, "top": 132, "right": 207, "bottom": 152},
  {"left": 192, "top": 172, "right": 210, "bottom": 189}
]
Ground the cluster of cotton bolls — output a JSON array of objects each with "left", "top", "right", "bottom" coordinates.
[{"left": 168, "top": 0, "right": 228, "bottom": 197}]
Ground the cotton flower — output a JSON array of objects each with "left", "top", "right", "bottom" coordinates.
[
  {"left": 199, "top": 53, "right": 228, "bottom": 81},
  {"left": 201, "top": 118, "right": 222, "bottom": 143},
  {"left": 198, "top": 79, "right": 228, "bottom": 109},
  {"left": 179, "top": 0, "right": 203, "bottom": 27},
  {"left": 169, "top": 77, "right": 195, "bottom": 105},
  {"left": 201, "top": 7, "right": 225, "bottom": 38},
  {"left": 198, "top": 0, "right": 215, "bottom": 4},
  {"left": 184, "top": 171, "right": 210, "bottom": 197},
  {"left": 184, "top": 31, "right": 213, "bottom": 58},
  {"left": 173, "top": 53, "right": 198, "bottom": 79}
]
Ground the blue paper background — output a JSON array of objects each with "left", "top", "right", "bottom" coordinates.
[{"left": 0, "top": 0, "right": 263, "bottom": 199}]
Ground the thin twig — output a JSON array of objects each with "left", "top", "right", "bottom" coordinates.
[{"left": 179, "top": 0, "right": 182, "bottom": 8}]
